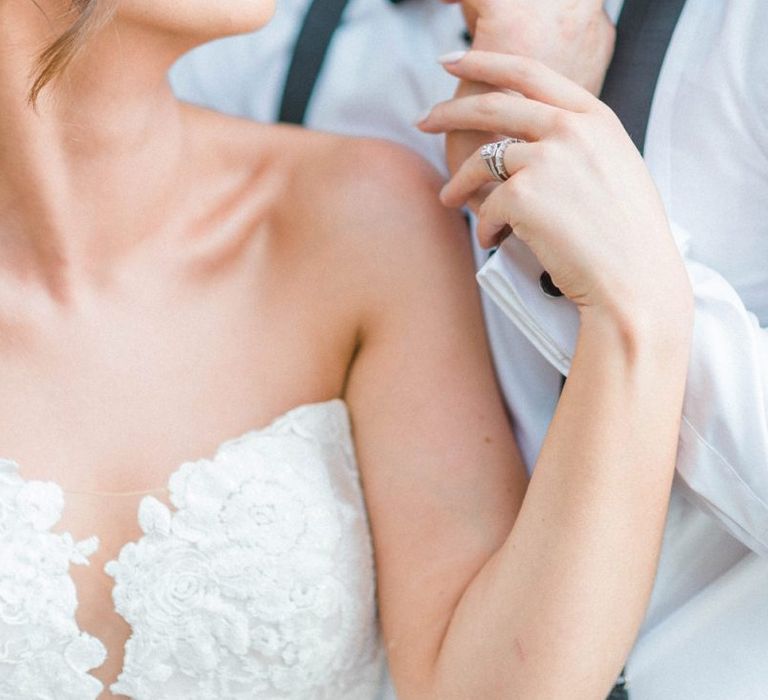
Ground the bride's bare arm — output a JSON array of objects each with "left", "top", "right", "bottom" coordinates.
[{"left": 339, "top": 101, "right": 692, "bottom": 698}]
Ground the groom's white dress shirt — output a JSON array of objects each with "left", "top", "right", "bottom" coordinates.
[{"left": 171, "top": 0, "right": 768, "bottom": 696}]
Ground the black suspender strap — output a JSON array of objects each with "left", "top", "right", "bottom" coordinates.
[
  {"left": 277, "top": 0, "right": 352, "bottom": 124},
  {"left": 601, "top": 0, "right": 687, "bottom": 154}
]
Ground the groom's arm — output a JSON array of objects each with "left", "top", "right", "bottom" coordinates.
[
  {"left": 675, "top": 255, "right": 768, "bottom": 553},
  {"left": 478, "top": 225, "right": 768, "bottom": 556}
]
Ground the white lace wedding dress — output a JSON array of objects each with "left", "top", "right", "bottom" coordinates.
[{"left": 0, "top": 400, "right": 387, "bottom": 699}]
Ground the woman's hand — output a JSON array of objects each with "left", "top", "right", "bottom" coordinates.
[
  {"left": 419, "top": 51, "right": 691, "bottom": 325},
  {"left": 442, "top": 2, "right": 614, "bottom": 198}
]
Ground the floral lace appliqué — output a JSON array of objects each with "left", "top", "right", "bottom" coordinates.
[
  {"left": 106, "top": 400, "right": 384, "bottom": 699},
  {"left": 0, "top": 402, "right": 384, "bottom": 699},
  {"left": 0, "top": 459, "right": 106, "bottom": 700}
]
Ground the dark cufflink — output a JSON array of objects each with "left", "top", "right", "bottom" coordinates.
[{"left": 539, "top": 271, "right": 564, "bottom": 298}]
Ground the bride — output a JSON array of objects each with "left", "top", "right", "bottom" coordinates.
[{"left": 0, "top": 0, "right": 692, "bottom": 697}]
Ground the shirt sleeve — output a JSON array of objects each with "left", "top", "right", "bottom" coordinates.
[{"left": 477, "top": 231, "right": 768, "bottom": 556}]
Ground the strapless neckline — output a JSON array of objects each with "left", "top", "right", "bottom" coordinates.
[
  {"left": 0, "top": 398, "right": 385, "bottom": 699},
  {"left": 2, "top": 398, "right": 348, "bottom": 497}
]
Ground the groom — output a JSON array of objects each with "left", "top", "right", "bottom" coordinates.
[{"left": 171, "top": 0, "right": 768, "bottom": 696}]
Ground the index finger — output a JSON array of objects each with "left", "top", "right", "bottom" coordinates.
[{"left": 440, "top": 51, "right": 595, "bottom": 113}]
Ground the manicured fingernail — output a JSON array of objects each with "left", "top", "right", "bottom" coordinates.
[{"left": 438, "top": 50, "right": 467, "bottom": 65}]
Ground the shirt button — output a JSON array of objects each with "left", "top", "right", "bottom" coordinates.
[{"left": 539, "top": 271, "right": 564, "bottom": 298}]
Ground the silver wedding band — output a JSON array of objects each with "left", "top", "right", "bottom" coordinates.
[{"left": 479, "top": 137, "right": 523, "bottom": 182}]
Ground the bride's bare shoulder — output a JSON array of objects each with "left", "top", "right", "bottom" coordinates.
[
  {"left": 280, "top": 127, "right": 470, "bottom": 268},
  {"left": 183, "top": 104, "right": 471, "bottom": 297}
]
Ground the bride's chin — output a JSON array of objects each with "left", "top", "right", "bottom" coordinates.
[
  {"left": 120, "top": 0, "right": 277, "bottom": 44},
  {"left": 217, "top": 0, "right": 277, "bottom": 37}
]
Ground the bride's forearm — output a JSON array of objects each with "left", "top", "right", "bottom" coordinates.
[{"left": 426, "top": 303, "right": 693, "bottom": 699}]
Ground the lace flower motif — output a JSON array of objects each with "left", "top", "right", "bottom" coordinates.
[
  {"left": 106, "top": 401, "right": 384, "bottom": 699},
  {"left": 0, "top": 459, "right": 106, "bottom": 700}
]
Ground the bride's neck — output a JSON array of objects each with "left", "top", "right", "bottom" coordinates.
[{"left": 0, "top": 4, "right": 190, "bottom": 289}]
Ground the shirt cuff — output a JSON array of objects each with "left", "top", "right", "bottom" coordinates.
[{"left": 476, "top": 235, "right": 580, "bottom": 375}]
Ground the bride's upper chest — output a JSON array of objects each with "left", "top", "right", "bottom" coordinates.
[{"left": 0, "top": 254, "right": 357, "bottom": 493}]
